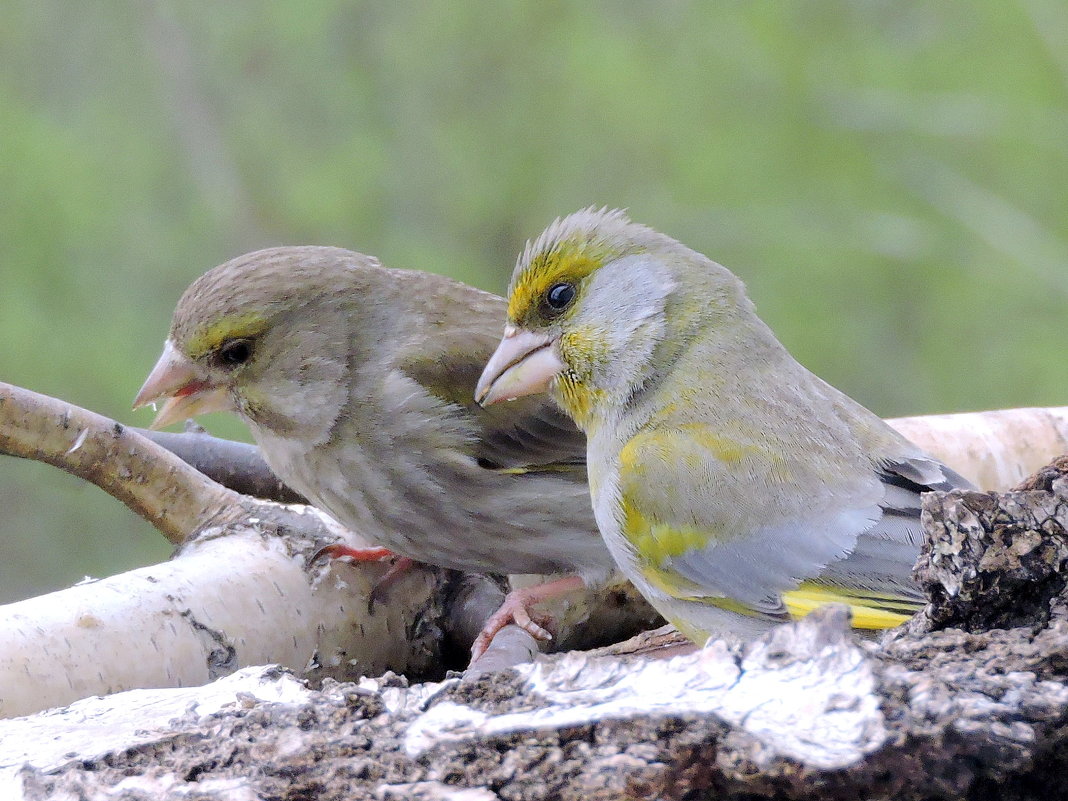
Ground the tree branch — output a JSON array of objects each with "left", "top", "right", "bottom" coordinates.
[
  {"left": 0, "top": 382, "right": 241, "bottom": 544},
  {"left": 8, "top": 461, "right": 1068, "bottom": 798},
  {"left": 135, "top": 427, "right": 307, "bottom": 504}
]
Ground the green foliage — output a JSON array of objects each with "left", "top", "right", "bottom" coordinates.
[{"left": 1, "top": 0, "right": 1066, "bottom": 602}]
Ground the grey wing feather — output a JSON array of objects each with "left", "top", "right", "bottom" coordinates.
[
  {"left": 658, "top": 452, "right": 971, "bottom": 613},
  {"left": 816, "top": 453, "right": 974, "bottom": 599},
  {"left": 663, "top": 505, "right": 881, "bottom": 616},
  {"left": 881, "top": 454, "right": 975, "bottom": 493},
  {"left": 393, "top": 284, "right": 588, "bottom": 472},
  {"left": 474, "top": 400, "right": 588, "bottom": 470}
]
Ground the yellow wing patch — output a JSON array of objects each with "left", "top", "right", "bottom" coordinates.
[
  {"left": 622, "top": 499, "right": 712, "bottom": 568},
  {"left": 618, "top": 425, "right": 919, "bottom": 633},
  {"left": 619, "top": 426, "right": 753, "bottom": 477},
  {"left": 676, "top": 423, "right": 749, "bottom": 465}
]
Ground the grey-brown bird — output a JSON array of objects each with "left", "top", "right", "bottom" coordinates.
[{"left": 133, "top": 246, "right": 613, "bottom": 657}]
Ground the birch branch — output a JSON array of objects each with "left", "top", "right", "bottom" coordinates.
[
  {"left": 8, "top": 461, "right": 1068, "bottom": 799},
  {"left": 3, "top": 385, "right": 1067, "bottom": 723},
  {"left": 0, "top": 382, "right": 240, "bottom": 544},
  {"left": 889, "top": 405, "right": 1068, "bottom": 490},
  {"left": 0, "top": 509, "right": 451, "bottom": 720},
  {"left": 135, "top": 426, "right": 307, "bottom": 504}
]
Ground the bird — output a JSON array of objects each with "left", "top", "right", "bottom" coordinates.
[
  {"left": 475, "top": 208, "right": 971, "bottom": 645},
  {"left": 133, "top": 246, "right": 617, "bottom": 658}
]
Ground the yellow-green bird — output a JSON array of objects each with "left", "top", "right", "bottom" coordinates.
[{"left": 476, "top": 208, "right": 971, "bottom": 644}]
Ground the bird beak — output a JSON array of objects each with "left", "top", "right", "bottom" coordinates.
[
  {"left": 476, "top": 327, "right": 564, "bottom": 406},
  {"left": 133, "top": 340, "right": 231, "bottom": 429}
]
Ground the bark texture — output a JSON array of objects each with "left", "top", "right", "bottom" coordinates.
[{"left": 7, "top": 459, "right": 1068, "bottom": 800}]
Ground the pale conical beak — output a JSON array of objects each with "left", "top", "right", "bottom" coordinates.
[
  {"left": 475, "top": 327, "right": 564, "bottom": 406},
  {"left": 133, "top": 340, "right": 232, "bottom": 429}
]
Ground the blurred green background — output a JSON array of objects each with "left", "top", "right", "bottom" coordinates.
[{"left": 1, "top": 2, "right": 1066, "bottom": 604}]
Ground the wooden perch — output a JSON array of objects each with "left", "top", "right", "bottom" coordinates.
[
  {"left": 2, "top": 384, "right": 1068, "bottom": 727},
  {"left": 5, "top": 460, "right": 1068, "bottom": 799},
  {"left": 0, "top": 382, "right": 242, "bottom": 544}
]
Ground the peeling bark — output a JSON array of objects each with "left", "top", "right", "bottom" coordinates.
[{"left": 4, "top": 460, "right": 1068, "bottom": 800}]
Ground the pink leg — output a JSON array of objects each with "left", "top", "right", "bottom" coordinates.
[
  {"left": 311, "top": 545, "right": 416, "bottom": 612},
  {"left": 311, "top": 543, "right": 396, "bottom": 564},
  {"left": 470, "top": 574, "right": 587, "bottom": 661},
  {"left": 368, "top": 556, "right": 416, "bottom": 610}
]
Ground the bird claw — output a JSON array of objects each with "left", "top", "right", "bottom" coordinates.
[
  {"left": 470, "top": 588, "right": 554, "bottom": 662},
  {"left": 309, "top": 543, "right": 395, "bottom": 566},
  {"left": 367, "top": 556, "right": 415, "bottom": 613}
]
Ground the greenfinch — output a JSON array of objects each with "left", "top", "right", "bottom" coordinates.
[
  {"left": 476, "top": 208, "right": 971, "bottom": 644},
  {"left": 134, "top": 246, "right": 615, "bottom": 655}
]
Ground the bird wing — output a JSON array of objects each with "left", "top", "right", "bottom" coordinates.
[
  {"left": 394, "top": 283, "right": 588, "bottom": 472},
  {"left": 616, "top": 426, "right": 968, "bottom": 626}
]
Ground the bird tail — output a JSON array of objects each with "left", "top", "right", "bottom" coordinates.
[{"left": 782, "top": 583, "right": 922, "bottom": 629}]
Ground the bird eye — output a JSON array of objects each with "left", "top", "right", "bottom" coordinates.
[
  {"left": 544, "top": 282, "right": 576, "bottom": 313},
  {"left": 218, "top": 338, "right": 253, "bottom": 367}
]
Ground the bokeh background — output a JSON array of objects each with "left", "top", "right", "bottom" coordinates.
[{"left": 2, "top": 2, "right": 1066, "bottom": 603}]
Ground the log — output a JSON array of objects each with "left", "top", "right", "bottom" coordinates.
[
  {"left": 2, "top": 387, "right": 1067, "bottom": 726},
  {"left": 3, "top": 459, "right": 1068, "bottom": 799},
  {"left": 0, "top": 508, "right": 449, "bottom": 719}
]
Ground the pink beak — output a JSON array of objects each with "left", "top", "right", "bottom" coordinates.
[
  {"left": 475, "top": 327, "right": 564, "bottom": 406},
  {"left": 133, "top": 340, "right": 231, "bottom": 429}
]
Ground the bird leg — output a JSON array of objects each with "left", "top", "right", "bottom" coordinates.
[
  {"left": 471, "top": 574, "right": 587, "bottom": 661},
  {"left": 310, "top": 545, "right": 417, "bottom": 612},
  {"left": 367, "top": 556, "right": 416, "bottom": 611},
  {"left": 310, "top": 543, "right": 396, "bottom": 564}
]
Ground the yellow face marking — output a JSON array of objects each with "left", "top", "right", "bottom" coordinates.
[
  {"left": 183, "top": 312, "right": 268, "bottom": 360},
  {"left": 509, "top": 226, "right": 632, "bottom": 324},
  {"left": 546, "top": 323, "right": 612, "bottom": 429},
  {"left": 552, "top": 372, "right": 604, "bottom": 431},
  {"left": 508, "top": 251, "right": 601, "bottom": 323}
]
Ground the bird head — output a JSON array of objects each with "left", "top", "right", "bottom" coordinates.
[
  {"left": 476, "top": 207, "right": 738, "bottom": 429},
  {"left": 134, "top": 247, "right": 363, "bottom": 441}
]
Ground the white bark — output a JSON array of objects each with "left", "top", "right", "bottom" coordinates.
[
  {"left": 889, "top": 405, "right": 1068, "bottom": 490},
  {"left": 0, "top": 665, "right": 313, "bottom": 798},
  {"left": 0, "top": 406, "right": 1065, "bottom": 723},
  {"left": 0, "top": 508, "right": 444, "bottom": 719}
]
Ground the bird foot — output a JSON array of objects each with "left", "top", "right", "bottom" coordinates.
[
  {"left": 470, "top": 590, "right": 553, "bottom": 662},
  {"left": 469, "top": 574, "right": 587, "bottom": 662}
]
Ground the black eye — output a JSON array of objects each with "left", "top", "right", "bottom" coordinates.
[
  {"left": 544, "top": 282, "right": 576, "bottom": 313},
  {"left": 218, "top": 338, "right": 253, "bottom": 367}
]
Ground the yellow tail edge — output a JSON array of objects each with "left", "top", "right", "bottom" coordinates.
[{"left": 783, "top": 585, "right": 918, "bottom": 629}]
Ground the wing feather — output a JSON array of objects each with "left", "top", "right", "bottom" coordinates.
[
  {"left": 616, "top": 425, "right": 972, "bottom": 622},
  {"left": 393, "top": 280, "right": 587, "bottom": 471}
]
